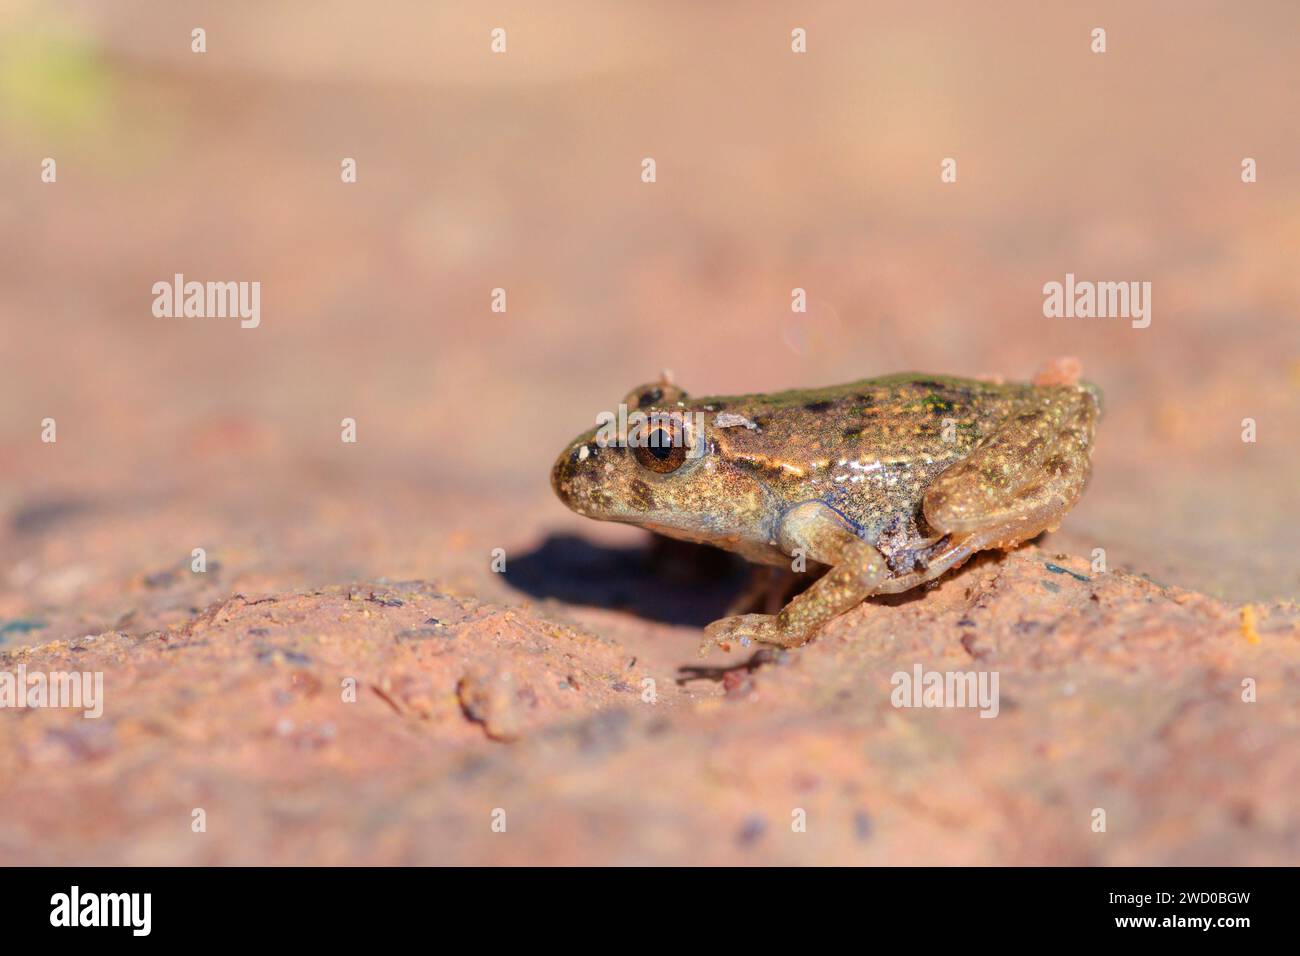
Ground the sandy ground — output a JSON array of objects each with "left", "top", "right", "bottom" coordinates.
[{"left": 1, "top": 1, "right": 1298, "bottom": 864}]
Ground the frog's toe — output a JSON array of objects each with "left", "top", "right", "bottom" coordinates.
[{"left": 699, "top": 614, "right": 775, "bottom": 657}]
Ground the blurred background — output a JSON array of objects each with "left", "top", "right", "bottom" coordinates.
[
  {"left": 1, "top": 0, "right": 1298, "bottom": 639},
  {"left": 2, "top": 0, "right": 1299, "bottom": 868}
]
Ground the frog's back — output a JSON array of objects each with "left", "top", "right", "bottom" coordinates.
[
  {"left": 699, "top": 373, "right": 1031, "bottom": 464},
  {"left": 699, "top": 373, "right": 1037, "bottom": 540}
]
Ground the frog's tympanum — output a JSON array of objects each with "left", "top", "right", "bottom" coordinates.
[{"left": 552, "top": 368, "right": 1101, "bottom": 655}]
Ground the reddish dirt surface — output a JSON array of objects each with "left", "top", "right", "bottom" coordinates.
[
  {"left": 2, "top": 3, "right": 1299, "bottom": 864},
  {"left": 3, "top": 552, "right": 1298, "bottom": 865}
]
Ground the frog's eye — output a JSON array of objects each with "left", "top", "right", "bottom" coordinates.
[{"left": 634, "top": 425, "right": 687, "bottom": 474}]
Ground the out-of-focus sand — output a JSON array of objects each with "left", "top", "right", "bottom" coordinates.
[{"left": 1, "top": 1, "right": 1298, "bottom": 864}]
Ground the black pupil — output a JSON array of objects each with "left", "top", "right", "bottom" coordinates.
[{"left": 648, "top": 430, "right": 673, "bottom": 460}]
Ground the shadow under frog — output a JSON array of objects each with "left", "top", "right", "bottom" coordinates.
[{"left": 503, "top": 532, "right": 753, "bottom": 628}]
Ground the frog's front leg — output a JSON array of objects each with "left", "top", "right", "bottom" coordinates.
[{"left": 699, "top": 502, "right": 888, "bottom": 656}]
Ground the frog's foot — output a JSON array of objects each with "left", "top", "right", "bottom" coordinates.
[
  {"left": 699, "top": 613, "right": 797, "bottom": 656},
  {"left": 872, "top": 533, "right": 978, "bottom": 594}
]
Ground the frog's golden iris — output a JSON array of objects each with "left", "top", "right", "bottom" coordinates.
[{"left": 634, "top": 426, "right": 686, "bottom": 474}]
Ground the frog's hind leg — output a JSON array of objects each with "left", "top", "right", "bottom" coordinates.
[
  {"left": 878, "top": 387, "right": 1099, "bottom": 595},
  {"left": 699, "top": 501, "right": 889, "bottom": 655}
]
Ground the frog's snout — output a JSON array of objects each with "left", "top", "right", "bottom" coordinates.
[
  {"left": 551, "top": 438, "right": 598, "bottom": 511},
  {"left": 551, "top": 445, "right": 577, "bottom": 505},
  {"left": 552, "top": 436, "right": 634, "bottom": 519}
]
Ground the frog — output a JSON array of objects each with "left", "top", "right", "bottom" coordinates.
[{"left": 550, "top": 364, "right": 1101, "bottom": 656}]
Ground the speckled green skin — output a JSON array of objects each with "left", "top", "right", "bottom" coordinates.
[{"left": 552, "top": 372, "right": 1101, "bottom": 651}]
